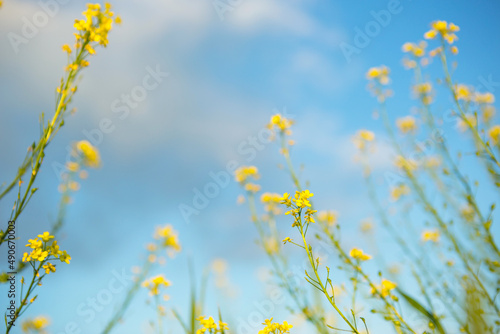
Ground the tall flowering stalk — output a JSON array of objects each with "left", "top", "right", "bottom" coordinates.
[{"left": 0, "top": 3, "right": 120, "bottom": 245}]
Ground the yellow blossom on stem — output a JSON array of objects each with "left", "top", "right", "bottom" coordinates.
[
  {"left": 371, "top": 279, "right": 397, "bottom": 298},
  {"left": 349, "top": 248, "right": 372, "bottom": 261},
  {"left": 390, "top": 183, "right": 410, "bottom": 201},
  {"left": 234, "top": 166, "right": 259, "bottom": 183},
  {"left": 142, "top": 274, "right": 171, "bottom": 296},
  {"left": 75, "top": 140, "right": 101, "bottom": 168},
  {"left": 488, "top": 125, "right": 500, "bottom": 144},
  {"left": 62, "top": 44, "right": 72, "bottom": 53},
  {"left": 475, "top": 92, "right": 495, "bottom": 104},
  {"left": 21, "top": 316, "right": 50, "bottom": 332},
  {"left": 258, "top": 318, "right": 293, "bottom": 334},
  {"left": 154, "top": 224, "right": 181, "bottom": 252},
  {"left": 396, "top": 116, "right": 418, "bottom": 134},
  {"left": 42, "top": 262, "right": 56, "bottom": 274},
  {"left": 244, "top": 183, "right": 261, "bottom": 193},
  {"left": 422, "top": 230, "right": 440, "bottom": 243},
  {"left": 353, "top": 129, "right": 375, "bottom": 150},
  {"left": 454, "top": 84, "right": 472, "bottom": 101},
  {"left": 267, "top": 114, "right": 294, "bottom": 136},
  {"left": 196, "top": 316, "right": 228, "bottom": 334},
  {"left": 317, "top": 210, "right": 338, "bottom": 226},
  {"left": 366, "top": 65, "right": 390, "bottom": 85}
]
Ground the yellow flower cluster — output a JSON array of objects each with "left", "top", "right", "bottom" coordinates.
[
  {"left": 457, "top": 114, "right": 477, "bottom": 132},
  {"left": 413, "top": 82, "right": 433, "bottom": 105},
  {"left": 421, "top": 230, "right": 440, "bottom": 243},
  {"left": 280, "top": 191, "right": 316, "bottom": 227},
  {"left": 390, "top": 183, "right": 410, "bottom": 201},
  {"left": 258, "top": 318, "right": 293, "bottom": 334},
  {"left": 74, "top": 3, "right": 120, "bottom": 48},
  {"left": 281, "top": 190, "right": 313, "bottom": 209},
  {"left": 261, "top": 192, "right": 282, "bottom": 214},
  {"left": 22, "top": 232, "right": 71, "bottom": 273},
  {"left": 489, "top": 125, "right": 500, "bottom": 144},
  {"left": 371, "top": 278, "right": 397, "bottom": 298},
  {"left": 75, "top": 140, "right": 101, "bottom": 168},
  {"left": 196, "top": 316, "right": 229, "bottom": 334},
  {"left": 366, "top": 66, "right": 390, "bottom": 85},
  {"left": 454, "top": 84, "right": 472, "bottom": 101},
  {"left": 21, "top": 315, "right": 50, "bottom": 333},
  {"left": 235, "top": 166, "right": 259, "bottom": 184},
  {"left": 475, "top": 92, "right": 495, "bottom": 104},
  {"left": 153, "top": 224, "right": 181, "bottom": 252},
  {"left": 394, "top": 155, "right": 417, "bottom": 173},
  {"left": 402, "top": 41, "right": 426, "bottom": 58},
  {"left": 353, "top": 129, "right": 375, "bottom": 150},
  {"left": 424, "top": 20, "right": 459, "bottom": 44},
  {"left": 396, "top": 116, "right": 417, "bottom": 134},
  {"left": 349, "top": 248, "right": 372, "bottom": 261},
  {"left": 141, "top": 274, "right": 171, "bottom": 296},
  {"left": 317, "top": 210, "right": 338, "bottom": 226},
  {"left": 267, "top": 114, "right": 294, "bottom": 136}
]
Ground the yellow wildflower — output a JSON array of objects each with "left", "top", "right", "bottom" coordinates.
[
  {"left": 353, "top": 129, "right": 375, "bottom": 150},
  {"left": 154, "top": 224, "right": 181, "bottom": 252},
  {"left": 258, "top": 318, "right": 293, "bottom": 334},
  {"left": 268, "top": 114, "right": 294, "bottom": 134},
  {"left": 366, "top": 65, "right": 390, "bottom": 85},
  {"left": 21, "top": 316, "right": 50, "bottom": 332},
  {"left": 390, "top": 184, "right": 410, "bottom": 201},
  {"left": 396, "top": 116, "right": 417, "bottom": 134},
  {"left": 42, "top": 262, "right": 56, "bottom": 274},
  {"left": 244, "top": 183, "right": 261, "bottom": 193},
  {"left": 454, "top": 84, "right": 472, "bottom": 101},
  {"left": 38, "top": 232, "right": 54, "bottom": 242},
  {"left": 317, "top": 210, "right": 338, "bottom": 226},
  {"left": 234, "top": 166, "right": 259, "bottom": 183},
  {"left": 75, "top": 140, "right": 101, "bottom": 168},
  {"left": 488, "top": 125, "right": 500, "bottom": 144},
  {"left": 62, "top": 44, "right": 72, "bottom": 53},
  {"left": 425, "top": 21, "right": 459, "bottom": 44},
  {"left": 349, "top": 248, "right": 372, "bottom": 261},
  {"left": 422, "top": 229, "right": 440, "bottom": 242},
  {"left": 371, "top": 279, "right": 397, "bottom": 298},
  {"left": 475, "top": 92, "right": 495, "bottom": 104},
  {"left": 142, "top": 274, "right": 171, "bottom": 296}
]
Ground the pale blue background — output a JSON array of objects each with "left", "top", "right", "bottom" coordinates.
[{"left": 1, "top": 0, "right": 499, "bottom": 333}]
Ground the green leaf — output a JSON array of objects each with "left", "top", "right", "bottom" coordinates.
[{"left": 397, "top": 289, "right": 446, "bottom": 334}]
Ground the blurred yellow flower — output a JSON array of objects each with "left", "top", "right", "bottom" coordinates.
[
  {"left": 259, "top": 318, "right": 293, "bottom": 334},
  {"left": 422, "top": 230, "right": 440, "bottom": 242},
  {"left": 366, "top": 65, "right": 390, "bottom": 85},
  {"left": 349, "top": 248, "right": 372, "bottom": 261},
  {"left": 142, "top": 274, "right": 171, "bottom": 296},
  {"left": 425, "top": 20, "right": 459, "bottom": 44},
  {"left": 317, "top": 210, "right": 338, "bottom": 226},
  {"left": 22, "top": 316, "right": 50, "bottom": 332},
  {"left": 371, "top": 279, "right": 397, "bottom": 298},
  {"left": 396, "top": 116, "right": 418, "bottom": 134},
  {"left": 234, "top": 166, "right": 259, "bottom": 183},
  {"left": 390, "top": 184, "right": 410, "bottom": 201},
  {"left": 353, "top": 129, "right": 375, "bottom": 150},
  {"left": 76, "top": 140, "right": 101, "bottom": 168},
  {"left": 454, "top": 84, "right": 472, "bottom": 101},
  {"left": 475, "top": 92, "right": 495, "bottom": 104},
  {"left": 154, "top": 224, "right": 181, "bottom": 252},
  {"left": 245, "top": 183, "right": 261, "bottom": 193},
  {"left": 488, "top": 125, "right": 500, "bottom": 144}
]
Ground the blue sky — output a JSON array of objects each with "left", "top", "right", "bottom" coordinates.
[{"left": 1, "top": 0, "right": 500, "bottom": 333}]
